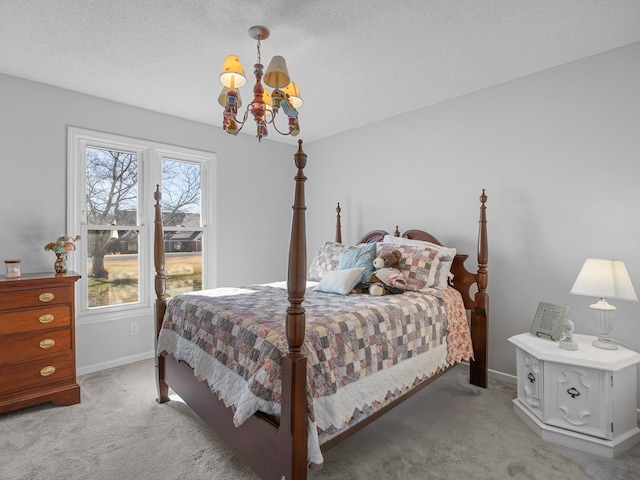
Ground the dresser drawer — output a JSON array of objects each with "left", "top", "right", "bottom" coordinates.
[
  {"left": 0, "top": 286, "right": 73, "bottom": 311},
  {"left": 0, "top": 305, "right": 71, "bottom": 335},
  {"left": 0, "top": 329, "right": 72, "bottom": 364},
  {"left": 0, "top": 353, "right": 75, "bottom": 396}
]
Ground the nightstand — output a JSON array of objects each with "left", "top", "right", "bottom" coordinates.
[{"left": 509, "top": 332, "right": 640, "bottom": 458}]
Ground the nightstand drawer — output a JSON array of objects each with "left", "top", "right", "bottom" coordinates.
[
  {"left": 0, "top": 305, "right": 71, "bottom": 335},
  {"left": 0, "top": 286, "right": 73, "bottom": 310},
  {"left": 0, "top": 353, "right": 75, "bottom": 396},
  {"left": 0, "top": 329, "right": 72, "bottom": 364}
]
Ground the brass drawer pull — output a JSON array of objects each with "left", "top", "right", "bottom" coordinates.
[
  {"left": 39, "top": 339, "right": 56, "bottom": 349},
  {"left": 39, "top": 314, "right": 55, "bottom": 324},
  {"left": 40, "top": 366, "right": 56, "bottom": 376},
  {"left": 39, "top": 293, "right": 55, "bottom": 302}
]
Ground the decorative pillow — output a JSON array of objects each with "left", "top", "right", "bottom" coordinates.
[
  {"left": 382, "top": 235, "right": 456, "bottom": 290},
  {"left": 314, "top": 267, "right": 366, "bottom": 295},
  {"left": 338, "top": 242, "right": 377, "bottom": 284},
  {"left": 307, "top": 242, "right": 358, "bottom": 281},
  {"left": 377, "top": 243, "right": 454, "bottom": 292}
]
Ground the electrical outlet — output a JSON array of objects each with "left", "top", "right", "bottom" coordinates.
[{"left": 129, "top": 322, "right": 139, "bottom": 336}]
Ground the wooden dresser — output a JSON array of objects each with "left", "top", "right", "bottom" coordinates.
[{"left": 0, "top": 272, "right": 81, "bottom": 414}]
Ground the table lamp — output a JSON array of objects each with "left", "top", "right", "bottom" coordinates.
[{"left": 570, "top": 258, "right": 638, "bottom": 350}]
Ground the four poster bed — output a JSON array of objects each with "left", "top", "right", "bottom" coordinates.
[{"left": 154, "top": 140, "right": 489, "bottom": 480}]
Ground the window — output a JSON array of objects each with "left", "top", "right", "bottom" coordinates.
[
  {"left": 68, "top": 128, "right": 215, "bottom": 320},
  {"left": 160, "top": 156, "right": 204, "bottom": 296}
]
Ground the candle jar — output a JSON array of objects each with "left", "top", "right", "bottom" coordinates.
[{"left": 4, "top": 259, "right": 21, "bottom": 278}]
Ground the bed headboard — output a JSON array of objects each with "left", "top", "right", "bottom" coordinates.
[{"left": 338, "top": 191, "right": 488, "bottom": 312}]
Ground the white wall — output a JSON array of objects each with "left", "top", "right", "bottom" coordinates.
[
  {"left": 0, "top": 73, "right": 296, "bottom": 373},
  {"left": 305, "top": 42, "right": 640, "bottom": 396}
]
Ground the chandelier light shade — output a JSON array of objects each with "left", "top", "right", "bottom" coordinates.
[
  {"left": 219, "top": 56, "right": 247, "bottom": 89},
  {"left": 264, "top": 55, "right": 290, "bottom": 89},
  {"left": 219, "top": 26, "right": 302, "bottom": 141},
  {"left": 570, "top": 258, "right": 638, "bottom": 350},
  {"left": 217, "top": 87, "right": 242, "bottom": 109},
  {"left": 283, "top": 82, "right": 303, "bottom": 109}
]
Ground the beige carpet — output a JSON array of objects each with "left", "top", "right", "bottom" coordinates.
[{"left": 1, "top": 360, "right": 638, "bottom": 479}]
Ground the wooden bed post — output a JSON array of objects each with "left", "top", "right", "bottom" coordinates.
[
  {"left": 279, "top": 140, "right": 309, "bottom": 479},
  {"left": 335, "top": 203, "right": 342, "bottom": 244},
  {"left": 470, "top": 189, "right": 489, "bottom": 388},
  {"left": 154, "top": 185, "right": 170, "bottom": 403}
]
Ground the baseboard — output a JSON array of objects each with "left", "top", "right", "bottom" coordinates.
[
  {"left": 76, "top": 351, "right": 155, "bottom": 376},
  {"left": 489, "top": 368, "right": 516, "bottom": 385},
  {"left": 459, "top": 361, "right": 517, "bottom": 385}
]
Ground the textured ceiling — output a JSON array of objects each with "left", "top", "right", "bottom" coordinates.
[{"left": 1, "top": 1, "right": 639, "bottom": 144}]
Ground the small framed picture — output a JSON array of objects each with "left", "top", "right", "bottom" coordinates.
[{"left": 530, "top": 302, "right": 570, "bottom": 341}]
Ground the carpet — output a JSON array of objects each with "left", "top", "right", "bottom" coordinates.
[{"left": 1, "top": 360, "right": 638, "bottom": 479}]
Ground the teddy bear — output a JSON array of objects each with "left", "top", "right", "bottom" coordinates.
[{"left": 360, "top": 249, "right": 407, "bottom": 296}]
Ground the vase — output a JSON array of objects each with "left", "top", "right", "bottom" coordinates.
[{"left": 54, "top": 251, "right": 68, "bottom": 274}]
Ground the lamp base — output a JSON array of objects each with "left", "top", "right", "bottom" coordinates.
[
  {"left": 592, "top": 338, "right": 618, "bottom": 350},
  {"left": 590, "top": 299, "right": 618, "bottom": 350}
]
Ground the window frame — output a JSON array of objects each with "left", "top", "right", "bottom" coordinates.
[{"left": 67, "top": 127, "right": 216, "bottom": 323}]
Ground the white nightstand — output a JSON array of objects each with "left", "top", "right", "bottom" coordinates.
[{"left": 509, "top": 333, "right": 640, "bottom": 458}]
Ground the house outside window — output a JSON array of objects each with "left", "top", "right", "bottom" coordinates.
[{"left": 67, "top": 127, "right": 216, "bottom": 320}]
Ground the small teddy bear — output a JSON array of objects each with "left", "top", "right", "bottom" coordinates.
[{"left": 364, "top": 249, "right": 407, "bottom": 296}]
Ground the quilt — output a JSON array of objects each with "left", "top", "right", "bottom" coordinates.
[{"left": 157, "top": 282, "right": 473, "bottom": 467}]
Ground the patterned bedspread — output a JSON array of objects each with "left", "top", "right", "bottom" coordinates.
[{"left": 157, "top": 282, "right": 473, "bottom": 467}]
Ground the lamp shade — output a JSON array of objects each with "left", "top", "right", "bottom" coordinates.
[
  {"left": 217, "top": 87, "right": 242, "bottom": 108},
  {"left": 570, "top": 258, "right": 638, "bottom": 301},
  {"left": 264, "top": 55, "right": 290, "bottom": 89},
  {"left": 220, "top": 55, "right": 247, "bottom": 89},
  {"left": 283, "top": 81, "right": 303, "bottom": 109}
]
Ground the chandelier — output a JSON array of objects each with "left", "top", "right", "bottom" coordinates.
[{"left": 218, "top": 26, "right": 302, "bottom": 142}]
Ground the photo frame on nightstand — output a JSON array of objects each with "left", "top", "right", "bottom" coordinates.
[{"left": 529, "top": 302, "right": 570, "bottom": 341}]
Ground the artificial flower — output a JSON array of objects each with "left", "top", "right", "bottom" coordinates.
[{"left": 44, "top": 235, "right": 82, "bottom": 252}]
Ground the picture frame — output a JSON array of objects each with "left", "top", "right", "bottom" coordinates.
[{"left": 530, "top": 302, "right": 570, "bottom": 341}]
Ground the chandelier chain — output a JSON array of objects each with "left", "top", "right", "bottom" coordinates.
[{"left": 256, "top": 38, "right": 262, "bottom": 64}]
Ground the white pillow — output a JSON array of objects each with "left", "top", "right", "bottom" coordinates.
[
  {"left": 382, "top": 234, "right": 456, "bottom": 290},
  {"left": 314, "top": 267, "right": 365, "bottom": 295}
]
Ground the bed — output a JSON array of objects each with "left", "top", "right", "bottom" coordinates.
[{"left": 154, "top": 140, "right": 488, "bottom": 480}]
